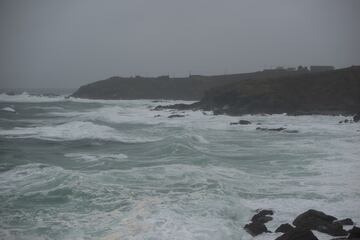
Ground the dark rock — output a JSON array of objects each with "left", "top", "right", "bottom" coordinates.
[
  {"left": 316, "top": 223, "right": 347, "bottom": 236},
  {"left": 230, "top": 120, "right": 251, "bottom": 125},
  {"left": 339, "top": 121, "right": 344, "bottom": 124},
  {"left": 349, "top": 227, "right": 360, "bottom": 239},
  {"left": 256, "top": 127, "right": 286, "bottom": 132},
  {"left": 252, "top": 215, "right": 273, "bottom": 224},
  {"left": 168, "top": 114, "right": 185, "bottom": 119},
  {"left": 344, "top": 119, "right": 349, "bottom": 123},
  {"left": 293, "top": 209, "right": 337, "bottom": 226},
  {"left": 354, "top": 113, "right": 360, "bottom": 122},
  {"left": 275, "top": 228, "right": 318, "bottom": 240},
  {"left": 239, "top": 120, "right": 252, "bottom": 125},
  {"left": 283, "top": 130, "right": 299, "bottom": 133},
  {"left": 154, "top": 115, "right": 161, "bottom": 117},
  {"left": 244, "top": 222, "right": 270, "bottom": 236},
  {"left": 6, "top": 91, "right": 16, "bottom": 96},
  {"left": 275, "top": 223, "right": 295, "bottom": 233},
  {"left": 334, "top": 218, "right": 354, "bottom": 226},
  {"left": 251, "top": 209, "right": 274, "bottom": 223},
  {"left": 293, "top": 209, "right": 347, "bottom": 236}
]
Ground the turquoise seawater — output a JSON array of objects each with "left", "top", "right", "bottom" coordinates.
[{"left": 0, "top": 93, "right": 359, "bottom": 240}]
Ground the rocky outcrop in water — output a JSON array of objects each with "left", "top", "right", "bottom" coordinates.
[
  {"left": 244, "top": 209, "right": 273, "bottom": 236},
  {"left": 230, "top": 120, "right": 252, "bottom": 125},
  {"left": 293, "top": 209, "right": 347, "bottom": 236},
  {"left": 244, "top": 209, "right": 356, "bottom": 239},
  {"left": 168, "top": 114, "right": 185, "bottom": 118}
]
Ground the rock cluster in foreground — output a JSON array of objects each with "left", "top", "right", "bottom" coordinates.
[{"left": 244, "top": 209, "right": 359, "bottom": 240}]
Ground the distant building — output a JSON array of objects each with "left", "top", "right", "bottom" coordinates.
[{"left": 310, "top": 66, "right": 335, "bottom": 72}]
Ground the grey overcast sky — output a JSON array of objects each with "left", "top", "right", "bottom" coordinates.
[{"left": 0, "top": 0, "right": 359, "bottom": 89}]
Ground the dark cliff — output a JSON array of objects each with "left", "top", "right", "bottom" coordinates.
[
  {"left": 71, "top": 70, "right": 304, "bottom": 100},
  {"left": 194, "top": 66, "right": 360, "bottom": 115}
]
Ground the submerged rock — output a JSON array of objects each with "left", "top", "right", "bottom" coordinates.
[
  {"left": 275, "top": 223, "right": 295, "bottom": 233},
  {"left": 230, "top": 120, "right": 252, "bottom": 125},
  {"left": 239, "top": 120, "right": 252, "bottom": 125},
  {"left": 283, "top": 129, "right": 299, "bottom": 133},
  {"left": 256, "top": 127, "right": 286, "bottom": 132},
  {"left": 275, "top": 228, "right": 318, "bottom": 240},
  {"left": 168, "top": 114, "right": 185, "bottom": 119}
]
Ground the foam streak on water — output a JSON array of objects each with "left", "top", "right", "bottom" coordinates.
[{"left": 0, "top": 94, "right": 359, "bottom": 240}]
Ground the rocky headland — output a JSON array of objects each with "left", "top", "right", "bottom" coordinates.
[
  {"left": 71, "top": 69, "right": 307, "bottom": 100},
  {"left": 155, "top": 66, "right": 360, "bottom": 116},
  {"left": 71, "top": 66, "right": 360, "bottom": 116}
]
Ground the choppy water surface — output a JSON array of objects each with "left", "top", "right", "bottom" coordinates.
[{"left": 0, "top": 93, "right": 359, "bottom": 240}]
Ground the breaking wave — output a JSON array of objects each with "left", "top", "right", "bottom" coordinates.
[{"left": 0, "top": 121, "right": 162, "bottom": 143}]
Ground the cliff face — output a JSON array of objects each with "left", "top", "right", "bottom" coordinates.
[
  {"left": 197, "top": 66, "right": 360, "bottom": 115},
  {"left": 71, "top": 70, "right": 303, "bottom": 100}
]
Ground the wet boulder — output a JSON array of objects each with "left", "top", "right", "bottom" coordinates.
[
  {"left": 334, "top": 218, "right": 354, "bottom": 226},
  {"left": 275, "top": 223, "right": 295, "bottom": 233},
  {"left": 244, "top": 222, "right": 270, "bottom": 236},
  {"left": 251, "top": 209, "right": 274, "bottom": 223},
  {"left": 275, "top": 228, "right": 318, "bottom": 240},
  {"left": 244, "top": 209, "right": 273, "bottom": 236},
  {"left": 293, "top": 209, "right": 347, "bottom": 236},
  {"left": 348, "top": 226, "right": 360, "bottom": 239}
]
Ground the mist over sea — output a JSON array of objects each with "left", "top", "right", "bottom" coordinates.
[{"left": 0, "top": 92, "right": 359, "bottom": 240}]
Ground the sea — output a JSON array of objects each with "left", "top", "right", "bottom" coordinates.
[{"left": 0, "top": 91, "right": 359, "bottom": 240}]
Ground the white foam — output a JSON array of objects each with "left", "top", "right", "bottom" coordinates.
[
  {"left": 0, "top": 121, "right": 161, "bottom": 143},
  {"left": 1, "top": 107, "right": 16, "bottom": 113},
  {"left": 65, "top": 153, "right": 128, "bottom": 162},
  {"left": 189, "top": 134, "right": 209, "bottom": 144},
  {"left": 27, "top": 106, "right": 65, "bottom": 111},
  {"left": 0, "top": 92, "right": 66, "bottom": 103}
]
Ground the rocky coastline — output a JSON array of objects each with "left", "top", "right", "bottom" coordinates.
[
  {"left": 244, "top": 209, "right": 359, "bottom": 240},
  {"left": 153, "top": 66, "right": 360, "bottom": 116}
]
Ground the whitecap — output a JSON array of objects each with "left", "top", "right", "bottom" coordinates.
[
  {"left": 0, "top": 92, "right": 66, "bottom": 103},
  {"left": 1, "top": 107, "right": 16, "bottom": 113},
  {"left": 0, "top": 121, "right": 161, "bottom": 143},
  {"left": 65, "top": 153, "right": 128, "bottom": 162},
  {"left": 188, "top": 134, "right": 209, "bottom": 144}
]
